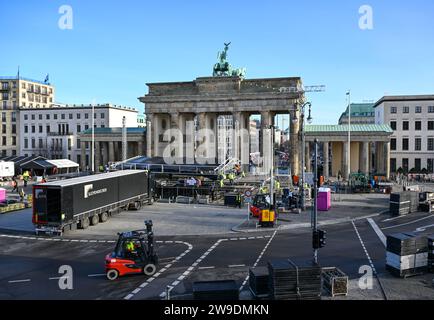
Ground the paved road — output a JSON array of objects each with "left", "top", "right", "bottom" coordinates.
[{"left": 1, "top": 211, "right": 434, "bottom": 300}]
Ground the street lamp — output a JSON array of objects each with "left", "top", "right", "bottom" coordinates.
[{"left": 298, "top": 102, "right": 312, "bottom": 211}]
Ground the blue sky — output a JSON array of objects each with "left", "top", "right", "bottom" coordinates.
[{"left": 1, "top": 0, "right": 433, "bottom": 125}]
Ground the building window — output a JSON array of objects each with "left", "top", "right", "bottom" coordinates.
[
  {"left": 428, "top": 121, "right": 434, "bottom": 131},
  {"left": 402, "top": 158, "right": 409, "bottom": 172},
  {"left": 77, "top": 113, "right": 81, "bottom": 119},
  {"left": 415, "top": 121, "right": 422, "bottom": 131},
  {"left": 415, "top": 138, "right": 422, "bottom": 151},
  {"left": 31, "top": 114, "right": 35, "bottom": 120},
  {"left": 54, "top": 114, "right": 58, "bottom": 120},
  {"left": 1, "top": 82, "right": 8, "bottom": 90},
  {"left": 46, "top": 125, "right": 50, "bottom": 133},
  {"left": 31, "top": 126, "right": 35, "bottom": 133},
  {"left": 68, "top": 138, "right": 72, "bottom": 151},
  {"left": 428, "top": 106, "right": 434, "bottom": 113},
  {"left": 77, "top": 154, "right": 81, "bottom": 165},
  {"left": 24, "top": 114, "right": 28, "bottom": 121},
  {"left": 2, "top": 137, "right": 6, "bottom": 146},
  {"left": 85, "top": 125, "right": 89, "bottom": 130},
  {"left": 38, "top": 138, "right": 43, "bottom": 149},
  {"left": 1, "top": 113, "right": 5, "bottom": 121},
  {"left": 2, "top": 93, "right": 8, "bottom": 100},
  {"left": 403, "top": 106, "right": 409, "bottom": 114},
  {"left": 402, "top": 138, "right": 409, "bottom": 151},
  {"left": 24, "top": 125, "right": 28, "bottom": 133},
  {"left": 415, "top": 106, "right": 422, "bottom": 113},
  {"left": 428, "top": 159, "right": 434, "bottom": 173},
  {"left": 2, "top": 125, "right": 6, "bottom": 134},
  {"left": 31, "top": 138, "right": 35, "bottom": 148},
  {"left": 415, "top": 159, "right": 421, "bottom": 172},
  {"left": 69, "top": 114, "right": 73, "bottom": 120},
  {"left": 24, "top": 138, "right": 28, "bottom": 149},
  {"left": 12, "top": 124, "right": 16, "bottom": 134},
  {"left": 101, "top": 113, "right": 105, "bottom": 119},
  {"left": 77, "top": 139, "right": 81, "bottom": 148},
  {"left": 85, "top": 113, "right": 89, "bottom": 119},
  {"left": 39, "top": 125, "right": 43, "bottom": 133},
  {"left": 11, "top": 136, "right": 16, "bottom": 146},
  {"left": 46, "top": 114, "right": 50, "bottom": 120},
  {"left": 403, "top": 121, "right": 409, "bottom": 131},
  {"left": 2, "top": 101, "right": 7, "bottom": 109},
  {"left": 391, "top": 138, "right": 397, "bottom": 151},
  {"left": 391, "top": 158, "right": 397, "bottom": 173},
  {"left": 390, "top": 121, "right": 397, "bottom": 131},
  {"left": 39, "top": 114, "right": 42, "bottom": 120},
  {"left": 77, "top": 125, "right": 81, "bottom": 133},
  {"left": 11, "top": 112, "right": 16, "bottom": 122},
  {"left": 61, "top": 114, "right": 65, "bottom": 120},
  {"left": 428, "top": 138, "right": 434, "bottom": 151},
  {"left": 101, "top": 124, "right": 105, "bottom": 128}
]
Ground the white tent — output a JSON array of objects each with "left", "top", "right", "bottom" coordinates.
[{"left": 46, "top": 159, "right": 79, "bottom": 173}]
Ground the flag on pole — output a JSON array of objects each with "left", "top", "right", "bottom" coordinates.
[
  {"left": 44, "top": 74, "right": 49, "bottom": 84},
  {"left": 17, "top": 66, "right": 20, "bottom": 79}
]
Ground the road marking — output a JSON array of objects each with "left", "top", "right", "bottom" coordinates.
[
  {"left": 88, "top": 274, "right": 106, "bottom": 277},
  {"left": 382, "top": 215, "right": 434, "bottom": 230},
  {"left": 123, "top": 241, "right": 193, "bottom": 300},
  {"left": 8, "top": 279, "right": 31, "bottom": 283},
  {"left": 352, "top": 220, "right": 388, "bottom": 300},
  {"left": 198, "top": 266, "right": 215, "bottom": 270},
  {"left": 415, "top": 224, "right": 434, "bottom": 232},
  {"left": 228, "top": 264, "right": 246, "bottom": 268},
  {"left": 367, "top": 218, "right": 387, "bottom": 247},
  {"left": 239, "top": 230, "right": 278, "bottom": 291}
]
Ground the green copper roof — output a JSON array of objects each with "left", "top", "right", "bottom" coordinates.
[
  {"left": 82, "top": 127, "right": 145, "bottom": 135},
  {"left": 340, "top": 103, "right": 375, "bottom": 117},
  {"left": 305, "top": 124, "right": 393, "bottom": 133}
]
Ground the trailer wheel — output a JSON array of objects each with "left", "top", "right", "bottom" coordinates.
[
  {"left": 106, "top": 269, "right": 119, "bottom": 281},
  {"left": 79, "top": 217, "right": 90, "bottom": 229},
  {"left": 148, "top": 197, "right": 154, "bottom": 205},
  {"left": 91, "top": 215, "right": 99, "bottom": 226},
  {"left": 100, "top": 212, "right": 109, "bottom": 223},
  {"left": 143, "top": 263, "right": 157, "bottom": 276}
]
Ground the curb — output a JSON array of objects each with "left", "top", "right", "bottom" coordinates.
[{"left": 231, "top": 210, "right": 389, "bottom": 234}]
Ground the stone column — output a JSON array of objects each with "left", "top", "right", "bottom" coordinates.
[
  {"left": 108, "top": 141, "right": 115, "bottom": 163},
  {"left": 384, "top": 141, "right": 391, "bottom": 179},
  {"left": 138, "top": 140, "right": 144, "bottom": 156},
  {"left": 80, "top": 141, "right": 86, "bottom": 170},
  {"left": 290, "top": 109, "right": 300, "bottom": 176},
  {"left": 261, "top": 111, "right": 272, "bottom": 174},
  {"left": 153, "top": 113, "right": 161, "bottom": 157},
  {"left": 95, "top": 141, "right": 101, "bottom": 170},
  {"left": 197, "top": 112, "right": 209, "bottom": 164},
  {"left": 169, "top": 112, "right": 183, "bottom": 164},
  {"left": 232, "top": 112, "right": 242, "bottom": 161},
  {"left": 323, "top": 142, "right": 329, "bottom": 179},
  {"left": 343, "top": 141, "right": 349, "bottom": 180},
  {"left": 240, "top": 113, "right": 250, "bottom": 171},
  {"left": 375, "top": 142, "right": 384, "bottom": 174},
  {"left": 361, "top": 141, "right": 370, "bottom": 175},
  {"left": 210, "top": 114, "right": 218, "bottom": 165},
  {"left": 305, "top": 142, "right": 311, "bottom": 172},
  {"left": 146, "top": 113, "right": 153, "bottom": 158}
]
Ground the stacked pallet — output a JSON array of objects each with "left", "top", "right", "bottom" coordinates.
[
  {"left": 322, "top": 267, "right": 348, "bottom": 297},
  {"left": 409, "top": 192, "right": 419, "bottom": 213},
  {"left": 429, "top": 235, "right": 434, "bottom": 273},
  {"left": 193, "top": 280, "right": 239, "bottom": 300},
  {"left": 390, "top": 193, "right": 411, "bottom": 216},
  {"left": 249, "top": 267, "right": 269, "bottom": 298},
  {"left": 386, "top": 233, "right": 428, "bottom": 278},
  {"left": 268, "top": 259, "right": 321, "bottom": 300}
]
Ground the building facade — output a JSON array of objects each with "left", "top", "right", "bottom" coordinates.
[
  {"left": 0, "top": 76, "right": 55, "bottom": 156},
  {"left": 339, "top": 103, "right": 375, "bottom": 125},
  {"left": 19, "top": 104, "right": 138, "bottom": 166},
  {"left": 374, "top": 95, "right": 434, "bottom": 174}
]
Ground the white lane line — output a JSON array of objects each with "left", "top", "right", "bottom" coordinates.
[
  {"left": 88, "top": 274, "right": 106, "bottom": 277},
  {"left": 228, "top": 264, "right": 246, "bottom": 268},
  {"left": 8, "top": 279, "right": 31, "bottom": 283},
  {"left": 352, "top": 220, "right": 387, "bottom": 300},
  {"left": 382, "top": 215, "right": 434, "bottom": 230},
  {"left": 367, "top": 218, "right": 387, "bottom": 247},
  {"left": 239, "top": 230, "right": 278, "bottom": 291},
  {"left": 49, "top": 277, "right": 61, "bottom": 280},
  {"left": 123, "top": 241, "right": 193, "bottom": 300},
  {"left": 198, "top": 266, "right": 215, "bottom": 270}
]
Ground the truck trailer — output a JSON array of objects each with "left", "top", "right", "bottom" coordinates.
[{"left": 32, "top": 170, "right": 154, "bottom": 235}]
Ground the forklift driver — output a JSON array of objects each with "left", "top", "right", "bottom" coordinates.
[{"left": 125, "top": 240, "right": 137, "bottom": 259}]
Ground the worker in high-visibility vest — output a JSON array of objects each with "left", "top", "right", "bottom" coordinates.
[
  {"left": 274, "top": 180, "right": 281, "bottom": 192},
  {"left": 219, "top": 179, "right": 224, "bottom": 188}
]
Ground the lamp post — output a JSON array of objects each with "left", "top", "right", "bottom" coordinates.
[
  {"left": 91, "top": 103, "right": 95, "bottom": 172},
  {"left": 346, "top": 91, "right": 351, "bottom": 181},
  {"left": 294, "top": 102, "right": 312, "bottom": 211},
  {"left": 312, "top": 138, "right": 319, "bottom": 264}
]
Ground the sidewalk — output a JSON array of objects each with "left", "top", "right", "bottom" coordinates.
[{"left": 232, "top": 193, "right": 390, "bottom": 233}]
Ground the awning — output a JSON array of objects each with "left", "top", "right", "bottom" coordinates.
[
  {"left": 21, "top": 159, "right": 55, "bottom": 170},
  {"left": 46, "top": 159, "right": 79, "bottom": 169}
]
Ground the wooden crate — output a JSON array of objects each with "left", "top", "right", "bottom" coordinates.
[{"left": 322, "top": 267, "right": 348, "bottom": 297}]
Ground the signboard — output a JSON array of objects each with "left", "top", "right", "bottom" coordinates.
[{"left": 244, "top": 190, "right": 252, "bottom": 198}]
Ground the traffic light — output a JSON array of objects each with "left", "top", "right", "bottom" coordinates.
[
  {"left": 318, "top": 229, "right": 326, "bottom": 248},
  {"left": 313, "top": 229, "right": 327, "bottom": 249}
]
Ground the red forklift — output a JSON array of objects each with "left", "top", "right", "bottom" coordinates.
[
  {"left": 250, "top": 194, "right": 276, "bottom": 227},
  {"left": 105, "top": 220, "right": 159, "bottom": 280}
]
